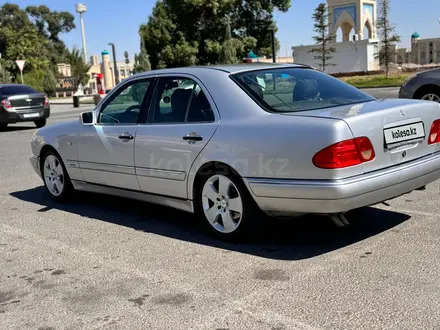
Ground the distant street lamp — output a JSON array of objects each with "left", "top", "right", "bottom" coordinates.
[
  {"left": 108, "top": 43, "right": 120, "bottom": 85},
  {"left": 76, "top": 3, "right": 88, "bottom": 63}
]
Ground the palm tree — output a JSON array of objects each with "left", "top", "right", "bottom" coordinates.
[{"left": 67, "top": 46, "right": 91, "bottom": 88}]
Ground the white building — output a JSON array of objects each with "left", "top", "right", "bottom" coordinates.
[{"left": 292, "top": 0, "right": 380, "bottom": 74}]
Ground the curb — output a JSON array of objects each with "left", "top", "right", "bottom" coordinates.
[{"left": 358, "top": 85, "right": 401, "bottom": 89}]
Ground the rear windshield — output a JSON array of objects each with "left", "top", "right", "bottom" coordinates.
[
  {"left": 231, "top": 67, "right": 375, "bottom": 112},
  {"left": 0, "top": 85, "right": 37, "bottom": 96}
]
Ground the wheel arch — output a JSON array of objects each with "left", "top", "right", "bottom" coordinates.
[
  {"left": 414, "top": 84, "right": 440, "bottom": 99},
  {"left": 39, "top": 145, "right": 62, "bottom": 175},
  {"left": 189, "top": 161, "right": 246, "bottom": 201}
]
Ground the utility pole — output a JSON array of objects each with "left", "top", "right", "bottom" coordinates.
[
  {"left": 124, "top": 51, "right": 129, "bottom": 79},
  {"left": 109, "top": 43, "right": 120, "bottom": 85},
  {"left": 271, "top": 28, "right": 276, "bottom": 63},
  {"left": 75, "top": 4, "right": 88, "bottom": 63}
]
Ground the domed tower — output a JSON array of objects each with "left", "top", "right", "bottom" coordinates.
[
  {"left": 101, "top": 50, "right": 113, "bottom": 90},
  {"left": 411, "top": 32, "right": 421, "bottom": 43},
  {"left": 411, "top": 32, "right": 421, "bottom": 64}
]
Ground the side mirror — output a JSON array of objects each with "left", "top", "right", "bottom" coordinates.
[{"left": 80, "top": 111, "right": 94, "bottom": 125}]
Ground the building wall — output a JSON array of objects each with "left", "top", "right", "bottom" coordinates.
[
  {"left": 86, "top": 56, "right": 135, "bottom": 93},
  {"left": 397, "top": 37, "right": 440, "bottom": 65},
  {"left": 292, "top": 39, "right": 379, "bottom": 74},
  {"left": 57, "top": 63, "right": 71, "bottom": 77}
]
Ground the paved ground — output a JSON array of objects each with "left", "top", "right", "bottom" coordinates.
[
  {"left": 1, "top": 100, "right": 440, "bottom": 330},
  {"left": 361, "top": 87, "right": 400, "bottom": 100}
]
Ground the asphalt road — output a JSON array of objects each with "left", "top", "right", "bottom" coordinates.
[
  {"left": 1, "top": 99, "right": 440, "bottom": 330},
  {"left": 361, "top": 87, "right": 400, "bottom": 99}
]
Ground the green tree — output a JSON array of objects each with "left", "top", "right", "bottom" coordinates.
[
  {"left": 23, "top": 69, "right": 44, "bottom": 91},
  {"left": 0, "top": 24, "right": 50, "bottom": 75},
  {"left": 218, "top": 20, "right": 237, "bottom": 64},
  {"left": 0, "top": 3, "right": 75, "bottom": 76},
  {"left": 43, "top": 70, "right": 57, "bottom": 96},
  {"left": 0, "top": 68, "right": 12, "bottom": 83},
  {"left": 308, "top": 3, "right": 336, "bottom": 72},
  {"left": 376, "top": 0, "right": 400, "bottom": 78},
  {"left": 25, "top": 5, "right": 75, "bottom": 41},
  {"left": 133, "top": 39, "right": 152, "bottom": 73},
  {"left": 26, "top": 5, "right": 75, "bottom": 64},
  {"left": 67, "top": 47, "right": 91, "bottom": 89},
  {"left": 140, "top": 0, "right": 290, "bottom": 69}
]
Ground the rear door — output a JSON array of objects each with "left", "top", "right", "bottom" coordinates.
[{"left": 134, "top": 75, "right": 219, "bottom": 199}]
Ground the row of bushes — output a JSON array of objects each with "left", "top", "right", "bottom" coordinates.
[{"left": 331, "top": 65, "right": 440, "bottom": 78}]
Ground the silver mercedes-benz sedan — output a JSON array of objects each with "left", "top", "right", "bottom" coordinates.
[{"left": 29, "top": 63, "right": 440, "bottom": 240}]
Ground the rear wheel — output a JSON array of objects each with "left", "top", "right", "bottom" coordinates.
[
  {"left": 195, "top": 172, "right": 262, "bottom": 240},
  {"left": 41, "top": 151, "right": 72, "bottom": 200},
  {"left": 35, "top": 119, "right": 46, "bottom": 128},
  {"left": 0, "top": 122, "right": 7, "bottom": 130}
]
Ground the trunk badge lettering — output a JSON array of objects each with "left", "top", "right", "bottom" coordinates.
[
  {"left": 402, "top": 151, "right": 407, "bottom": 158},
  {"left": 400, "top": 109, "right": 405, "bottom": 116}
]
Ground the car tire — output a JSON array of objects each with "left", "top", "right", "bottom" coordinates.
[
  {"left": 41, "top": 150, "right": 73, "bottom": 201},
  {"left": 0, "top": 123, "right": 7, "bottom": 130},
  {"left": 35, "top": 119, "right": 46, "bottom": 128},
  {"left": 195, "top": 171, "right": 263, "bottom": 241}
]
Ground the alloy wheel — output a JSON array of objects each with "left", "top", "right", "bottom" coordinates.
[
  {"left": 422, "top": 93, "right": 440, "bottom": 102},
  {"left": 201, "top": 175, "right": 244, "bottom": 234},
  {"left": 43, "top": 155, "right": 65, "bottom": 197}
]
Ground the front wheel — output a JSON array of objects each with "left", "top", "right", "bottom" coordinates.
[
  {"left": 196, "top": 172, "right": 261, "bottom": 240},
  {"left": 35, "top": 119, "right": 46, "bottom": 128},
  {"left": 41, "top": 151, "right": 72, "bottom": 200},
  {"left": 420, "top": 91, "right": 440, "bottom": 103}
]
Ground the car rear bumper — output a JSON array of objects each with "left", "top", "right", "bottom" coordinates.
[
  {"left": 244, "top": 151, "right": 440, "bottom": 216},
  {"left": 29, "top": 155, "right": 41, "bottom": 178},
  {"left": 0, "top": 107, "right": 50, "bottom": 124}
]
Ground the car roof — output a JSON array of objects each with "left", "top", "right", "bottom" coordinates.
[
  {"left": 0, "top": 84, "right": 29, "bottom": 88},
  {"left": 195, "top": 63, "right": 311, "bottom": 73},
  {"left": 129, "top": 63, "right": 312, "bottom": 79}
]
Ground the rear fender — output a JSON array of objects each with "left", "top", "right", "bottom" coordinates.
[{"left": 186, "top": 115, "right": 360, "bottom": 200}]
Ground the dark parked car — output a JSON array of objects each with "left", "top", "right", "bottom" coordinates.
[
  {"left": 399, "top": 68, "right": 440, "bottom": 103},
  {"left": 0, "top": 84, "right": 50, "bottom": 130}
]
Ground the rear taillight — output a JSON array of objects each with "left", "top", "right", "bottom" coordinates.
[
  {"left": 1, "top": 98, "right": 12, "bottom": 110},
  {"left": 428, "top": 119, "right": 440, "bottom": 145},
  {"left": 44, "top": 95, "right": 49, "bottom": 106},
  {"left": 313, "top": 137, "right": 375, "bottom": 169}
]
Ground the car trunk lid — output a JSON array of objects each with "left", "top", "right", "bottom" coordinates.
[
  {"left": 285, "top": 99, "right": 440, "bottom": 174},
  {"left": 8, "top": 93, "right": 46, "bottom": 109}
]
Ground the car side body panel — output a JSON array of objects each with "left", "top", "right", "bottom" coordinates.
[
  {"left": 186, "top": 114, "right": 357, "bottom": 200},
  {"left": 31, "top": 120, "right": 83, "bottom": 181}
]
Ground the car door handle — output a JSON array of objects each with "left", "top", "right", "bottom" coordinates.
[
  {"left": 118, "top": 133, "right": 134, "bottom": 140},
  {"left": 183, "top": 134, "right": 203, "bottom": 141}
]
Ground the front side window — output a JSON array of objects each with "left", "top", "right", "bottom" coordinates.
[
  {"left": 231, "top": 68, "right": 375, "bottom": 112},
  {"left": 149, "top": 77, "right": 215, "bottom": 123},
  {"left": 98, "top": 79, "right": 151, "bottom": 124}
]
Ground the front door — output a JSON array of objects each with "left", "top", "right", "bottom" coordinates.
[
  {"left": 77, "top": 78, "right": 153, "bottom": 190},
  {"left": 134, "top": 75, "right": 219, "bottom": 198}
]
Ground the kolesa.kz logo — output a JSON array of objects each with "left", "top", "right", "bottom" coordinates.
[{"left": 391, "top": 126, "right": 417, "bottom": 139}]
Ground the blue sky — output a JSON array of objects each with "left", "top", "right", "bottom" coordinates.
[{"left": 11, "top": 0, "right": 440, "bottom": 62}]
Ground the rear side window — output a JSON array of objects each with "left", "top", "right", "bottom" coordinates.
[
  {"left": 148, "top": 77, "right": 215, "bottom": 124},
  {"left": 0, "top": 85, "right": 37, "bottom": 96},
  {"left": 231, "top": 68, "right": 375, "bottom": 113}
]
